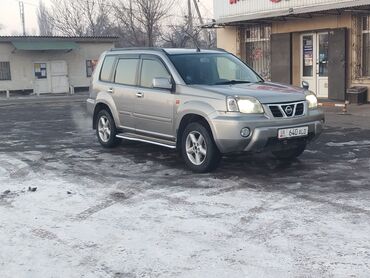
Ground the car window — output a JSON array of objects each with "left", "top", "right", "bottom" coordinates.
[
  {"left": 216, "top": 56, "right": 249, "bottom": 81},
  {"left": 115, "top": 58, "right": 139, "bottom": 86},
  {"left": 140, "top": 59, "right": 171, "bottom": 88},
  {"left": 100, "top": 56, "right": 116, "bottom": 82},
  {"left": 169, "top": 53, "right": 262, "bottom": 85}
]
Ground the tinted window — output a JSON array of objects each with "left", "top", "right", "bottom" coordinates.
[
  {"left": 115, "top": 58, "right": 139, "bottom": 85},
  {"left": 100, "top": 56, "right": 116, "bottom": 82},
  {"left": 140, "top": 59, "right": 170, "bottom": 88},
  {"left": 169, "top": 53, "right": 262, "bottom": 85}
]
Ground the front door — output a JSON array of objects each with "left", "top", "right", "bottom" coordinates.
[
  {"left": 51, "top": 60, "right": 69, "bottom": 93},
  {"left": 134, "top": 56, "right": 175, "bottom": 139},
  {"left": 301, "top": 32, "right": 329, "bottom": 98},
  {"left": 34, "top": 62, "right": 50, "bottom": 94}
]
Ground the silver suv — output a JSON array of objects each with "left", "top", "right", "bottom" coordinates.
[{"left": 87, "top": 48, "right": 324, "bottom": 172}]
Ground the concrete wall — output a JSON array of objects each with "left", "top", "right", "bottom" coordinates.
[
  {"left": 217, "top": 27, "right": 239, "bottom": 56},
  {"left": 0, "top": 42, "right": 113, "bottom": 93}
]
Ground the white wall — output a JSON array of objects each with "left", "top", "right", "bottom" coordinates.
[
  {"left": 0, "top": 42, "right": 114, "bottom": 92},
  {"left": 214, "top": 0, "right": 365, "bottom": 22}
]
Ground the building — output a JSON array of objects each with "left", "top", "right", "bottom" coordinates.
[
  {"left": 0, "top": 36, "right": 117, "bottom": 95},
  {"left": 213, "top": 0, "right": 370, "bottom": 101}
]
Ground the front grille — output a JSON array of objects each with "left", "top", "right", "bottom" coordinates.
[
  {"left": 268, "top": 102, "right": 305, "bottom": 118},
  {"left": 269, "top": 106, "right": 284, "bottom": 118},
  {"left": 295, "top": 103, "right": 304, "bottom": 116}
]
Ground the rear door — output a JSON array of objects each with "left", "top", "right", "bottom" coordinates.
[
  {"left": 133, "top": 55, "right": 175, "bottom": 139},
  {"left": 111, "top": 55, "right": 140, "bottom": 129}
]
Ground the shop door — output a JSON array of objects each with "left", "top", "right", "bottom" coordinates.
[
  {"left": 301, "top": 32, "right": 329, "bottom": 98},
  {"left": 50, "top": 60, "right": 69, "bottom": 93}
]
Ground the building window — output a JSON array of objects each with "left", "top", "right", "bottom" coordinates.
[
  {"left": 244, "top": 25, "right": 271, "bottom": 81},
  {"left": 34, "top": 63, "right": 47, "bottom": 79},
  {"left": 362, "top": 16, "right": 370, "bottom": 77},
  {"left": 86, "top": 59, "right": 98, "bottom": 77},
  {"left": 0, "top": 62, "right": 11, "bottom": 81}
]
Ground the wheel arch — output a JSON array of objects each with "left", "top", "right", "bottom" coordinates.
[
  {"left": 93, "top": 100, "right": 118, "bottom": 130},
  {"left": 176, "top": 113, "right": 216, "bottom": 150}
]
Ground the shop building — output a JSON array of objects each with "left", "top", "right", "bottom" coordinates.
[
  {"left": 213, "top": 0, "right": 370, "bottom": 101},
  {"left": 0, "top": 36, "right": 117, "bottom": 95}
]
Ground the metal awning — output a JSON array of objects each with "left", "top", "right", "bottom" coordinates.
[
  {"left": 213, "top": 0, "right": 370, "bottom": 25},
  {"left": 11, "top": 41, "right": 79, "bottom": 51}
]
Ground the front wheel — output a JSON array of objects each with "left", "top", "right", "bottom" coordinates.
[
  {"left": 96, "top": 110, "right": 121, "bottom": 148},
  {"left": 181, "top": 122, "right": 221, "bottom": 173},
  {"left": 272, "top": 144, "right": 306, "bottom": 160}
]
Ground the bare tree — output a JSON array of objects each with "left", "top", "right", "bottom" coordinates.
[
  {"left": 113, "top": 0, "right": 174, "bottom": 47},
  {"left": 45, "top": 0, "right": 114, "bottom": 36},
  {"left": 113, "top": 1, "right": 146, "bottom": 47},
  {"left": 38, "top": 1, "right": 54, "bottom": 35},
  {"left": 161, "top": 17, "right": 216, "bottom": 49}
]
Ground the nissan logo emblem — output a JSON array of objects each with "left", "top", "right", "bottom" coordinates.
[{"left": 285, "top": 106, "right": 293, "bottom": 115}]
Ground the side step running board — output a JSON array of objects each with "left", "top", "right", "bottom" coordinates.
[{"left": 116, "top": 134, "right": 176, "bottom": 149}]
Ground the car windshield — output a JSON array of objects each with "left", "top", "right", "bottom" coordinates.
[{"left": 168, "top": 52, "right": 263, "bottom": 85}]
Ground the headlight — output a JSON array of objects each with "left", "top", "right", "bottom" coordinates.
[
  {"left": 227, "top": 96, "right": 264, "bottom": 114},
  {"left": 306, "top": 94, "right": 318, "bottom": 109},
  {"left": 226, "top": 96, "right": 239, "bottom": 112}
]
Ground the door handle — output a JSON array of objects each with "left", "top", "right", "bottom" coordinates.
[
  {"left": 107, "top": 88, "right": 114, "bottom": 94},
  {"left": 136, "top": 92, "right": 144, "bottom": 98}
]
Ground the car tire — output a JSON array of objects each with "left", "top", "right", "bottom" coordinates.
[
  {"left": 96, "top": 109, "right": 121, "bottom": 148},
  {"left": 181, "top": 122, "right": 221, "bottom": 173},
  {"left": 272, "top": 144, "right": 306, "bottom": 160}
]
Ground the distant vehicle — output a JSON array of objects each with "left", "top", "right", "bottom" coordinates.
[{"left": 87, "top": 48, "right": 325, "bottom": 172}]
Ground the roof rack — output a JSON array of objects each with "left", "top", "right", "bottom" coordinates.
[{"left": 109, "top": 47, "right": 166, "bottom": 53}]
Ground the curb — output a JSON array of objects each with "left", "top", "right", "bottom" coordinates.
[
  {"left": 318, "top": 102, "right": 346, "bottom": 108},
  {"left": 0, "top": 95, "right": 88, "bottom": 107}
]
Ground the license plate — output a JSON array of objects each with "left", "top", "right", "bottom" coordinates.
[{"left": 278, "top": 126, "right": 309, "bottom": 139}]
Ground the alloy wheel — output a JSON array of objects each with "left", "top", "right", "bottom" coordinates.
[
  {"left": 185, "top": 131, "right": 207, "bottom": 165},
  {"left": 98, "top": 115, "right": 111, "bottom": 143}
]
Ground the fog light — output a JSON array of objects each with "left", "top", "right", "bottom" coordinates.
[{"left": 240, "top": 127, "right": 250, "bottom": 137}]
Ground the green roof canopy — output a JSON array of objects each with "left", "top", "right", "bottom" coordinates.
[{"left": 11, "top": 41, "right": 79, "bottom": 51}]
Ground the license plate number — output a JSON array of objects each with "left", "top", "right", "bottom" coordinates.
[{"left": 278, "top": 126, "right": 308, "bottom": 139}]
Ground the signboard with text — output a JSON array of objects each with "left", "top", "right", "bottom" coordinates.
[{"left": 215, "top": 0, "right": 363, "bottom": 22}]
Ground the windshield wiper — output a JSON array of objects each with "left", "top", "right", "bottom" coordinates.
[{"left": 214, "top": 80, "right": 252, "bottom": 85}]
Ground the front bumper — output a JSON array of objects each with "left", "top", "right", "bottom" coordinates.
[{"left": 210, "top": 109, "right": 325, "bottom": 153}]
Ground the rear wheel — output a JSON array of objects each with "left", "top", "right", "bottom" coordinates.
[
  {"left": 96, "top": 110, "right": 121, "bottom": 148},
  {"left": 272, "top": 144, "right": 306, "bottom": 160},
  {"left": 181, "top": 122, "right": 221, "bottom": 173}
]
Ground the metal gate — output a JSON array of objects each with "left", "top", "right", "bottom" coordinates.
[{"left": 242, "top": 24, "right": 272, "bottom": 81}]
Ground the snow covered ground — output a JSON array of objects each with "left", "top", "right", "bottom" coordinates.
[{"left": 1, "top": 102, "right": 370, "bottom": 277}]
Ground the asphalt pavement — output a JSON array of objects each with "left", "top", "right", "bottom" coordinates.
[{"left": 0, "top": 101, "right": 370, "bottom": 277}]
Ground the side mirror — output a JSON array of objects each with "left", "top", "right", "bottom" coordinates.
[
  {"left": 153, "top": 77, "right": 172, "bottom": 90},
  {"left": 302, "top": 81, "right": 309, "bottom": 90}
]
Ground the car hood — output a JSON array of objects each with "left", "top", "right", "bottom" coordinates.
[{"left": 192, "top": 82, "right": 307, "bottom": 104}]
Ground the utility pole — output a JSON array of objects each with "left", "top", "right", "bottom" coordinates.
[
  {"left": 192, "top": 0, "right": 210, "bottom": 46},
  {"left": 188, "top": 0, "right": 193, "bottom": 34},
  {"left": 19, "top": 1, "right": 26, "bottom": 36}
]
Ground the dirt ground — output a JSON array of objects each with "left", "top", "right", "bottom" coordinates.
[{"left": 0, "top": 101, "right": 369, "bottom": 277}]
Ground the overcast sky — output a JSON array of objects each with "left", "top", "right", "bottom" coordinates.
[{"left": 0, "top": 0, "right": 213, "bottom": 36}]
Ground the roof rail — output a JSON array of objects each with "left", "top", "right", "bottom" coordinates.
[{"left": 109, "top": 47, "right": 166, "bottom": 53}]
